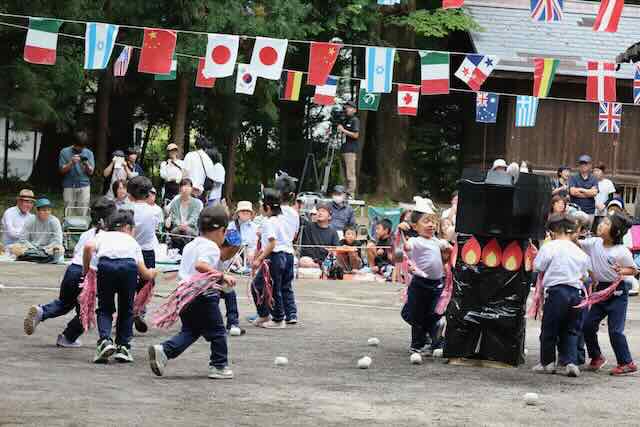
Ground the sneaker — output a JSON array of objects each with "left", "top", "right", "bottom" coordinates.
[
  {"left": 565, "top": 363, "right": 580, "bottom": 378},
  {"left": 285, "top": 318, "right": 298, "bottom": 325},
  {"left": 409, "top": 345, "right": 432, "bottom": 357},
  {"left": 435, "top": 318, "right": 446, "bottom": 342},
  {"left": 532, "top": 363, "right": 556, "bottom": 374},
  {"left": 208, "top": 366, "right": 234, "bottom": 379},
  {"left": 587, "top": 356, "right": 607, "bottom": 372},
  {"left": 148, "top": 344, "right": 167, "bottom": 376},
  {"left": 359, "top": 267, "right": 372, "bottom": 274},
  {"left": 246, "top": 314, "right": 259, "bottom": 323},
  {"left": 24, "top": 305, "right": 43, "bottom": 336},
  {"left": 250, "top": 317, "right": 270, "bottom": 327},
  {"left": 113, "top": 345, "right": 134, "bottom": 363},
  {"left": 228, "top": 326, "right": 245, "bottom": 336},
  {"left": 93, "top": 339, "right": 117, "bottom": 363},
  {"left": 261, "top": 320, "right": 286, "bottom": 329},
  {"left": 610, "top": 362, "right": 638, "bottom": 376},
  {"left": 134, "top": 316, "right": 148, "bottom": 333},
  {"left": 56, "top": 334, "right": 82, "bottom": 348}
]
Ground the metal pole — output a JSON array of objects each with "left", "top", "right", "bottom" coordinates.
[
  {"left": 3, "top": 118, "right": 9, "bottom": 180},
  {"left": 482, "top": 124, "right": 488, "bottom": 171}
]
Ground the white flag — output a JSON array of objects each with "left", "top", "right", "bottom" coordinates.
[
  {"left": 236, "top": 63, "right": 257, "bottom": 95},
  {"left": 203, "top": 34, "right": 239, "bottom": 78},
  {"left": 365, "top": 47, "right": 396, "bottom": 93},
  {"left": 250, "top": 37, "right": 288, "bottom": 80},
  {"left": 84, "top": 23, "right": 119, "bottom": 70}
]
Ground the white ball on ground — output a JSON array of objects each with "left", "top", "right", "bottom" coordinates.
[
  {"left": 357, "top": 356, "right": 372, "bottom": 369},
  {"left": 410, "top": 353, "right": 423, "bottom": 365},
  {"left": 274, "top": 356, "right": 289, "bottom": 366},
  {"left": 523, "top": 393, "right": 539, "bottom": 406},
  {"left": 367, "top": 337, "right": 380, "bottom": 347},
  {"left": 0, "top": 284, "right": 4, "bottom": 290}
]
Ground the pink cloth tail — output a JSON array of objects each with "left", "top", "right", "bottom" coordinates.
[
  {"left": 78, "top": 269, "right": 97, "bottom": 331},
  {"left": 133, "top": 280, "right": 155, "bottom": 317},
  {"left": 574, "top": 278, "right": 622, "bottom": 309},
  {"left": 435, "top": 264, "right": 453, "bottom": 315},
  {"left": 251, "top": 260, "right": 274, "bottom": 309},
  {"left": 527, "top": 272, "right": 545, "bottom": 319}
]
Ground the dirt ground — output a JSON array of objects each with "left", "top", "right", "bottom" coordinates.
[{"left": 1, "top": 261, "right": 639, "bottom": 427}]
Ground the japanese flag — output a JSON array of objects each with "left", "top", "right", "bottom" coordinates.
[
  {"left": 250, "top": 37, "right": 288, "bottom": 80},
  {"left": 203, "top": 34, "right": 239, "bottom": 78}
]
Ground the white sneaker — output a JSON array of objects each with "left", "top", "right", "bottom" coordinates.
[
  {"left": 24, "top": 305, "right": 43, "bottom": 335},
  {"left": 229, "top": 326, "right": 243, "bottom": 336},
  {"left": 93, "top": 340, "right": 117, "bottom": 363},
  {"left": 532, "top": 363, "right": 556, "bottom": 374},
  {"left": 148, "top": 344, "right": 168, "bottom": 376},
  {"left": 261, "top": 320, "right": 286, "bottom": 329},
  {"left": 113, "top": 345, "right": 134, "bottom": 363},
  {"left": 565, "top": 364, "right": 580, "bottom": 378},
  {"left": 208, "top": 366, "right": 234, "bottom": 379},
  {"left": 56, "top": 334, "right": 82, "bottom": 348}
]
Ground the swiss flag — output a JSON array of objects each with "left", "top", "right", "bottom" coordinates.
[
  {"left": 196, "top": 58, "right": 216, "bottom": 88},
  {"left": 586, "top": 61, "right": 617, "bottom": 102},
  {"left": 443, "top": 0, "right": 464, "bottom": 8},
  {"left": 203, "top": 34, "right": 238, "bottom": 78},
  {"left": 138, "top": 28, "right": 177, "bottom": 74},
  {"left": 307, "top": 42, "right": 342, "bottom": 86},
  {"left": 250, "top": 37, "right": 288, "bottom": 80}
]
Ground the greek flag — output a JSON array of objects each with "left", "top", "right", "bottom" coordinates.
[
  {"left": 84, "top": 23, "right": 119, "bottom": 70},
  {"left": 515, "top": 96, "right": 539, "bottom": 127}
]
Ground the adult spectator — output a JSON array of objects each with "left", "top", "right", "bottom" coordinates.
[
  {"left": 593, "top": 163, "right": 616, "bottom": 230},
  {"left": 183, "top": 135, "right": 215, "bottom": 204},
  {"left": 19, "top": 198, "right": 63, "bottom": 253},
  {"left": 552, "top": 166, "right": 571, "bottom": 199},
  {"left": 112, "top": 180, "right": 133, "bottom": 211},
  {"left": 329, "top": 185, "right": 355, "bottom": 232},
  {"left": 2, "top": 189, "right": 35, "bottom": 246},
  {"left": 441, "top": 191, "right": 458, "bottom": 227},
  {"left": 59, "top": 131, "right": 94, "bottom": 212},
  {"left": 569, "top": 154, "right": 598, "bottom": 229},
  {"left": 165, "top": 178, "right": 203, "bottom": 252},
  {"left": 159, "top": 143, "right": 186, "bottom": 203},
  {"left": 103, "top": 150, "right": 130, "bottom": 199},
  {"left": 338, "top": 101, "right": 360, "bottom": 196},
  {"left": 491, "top": 158, "right": 507, "bottom": 172},
  {"left": 126, "top": 147, "right": 144, "bottom": 177},
  {"left": 549, "top": 195, "right": 567, "bottom": 217},
  {"left": 299, "top": 203, "right": 340, "bottom": 268},
  {"left": 205, "top": 146, "right": 225, "bottom": 207}
]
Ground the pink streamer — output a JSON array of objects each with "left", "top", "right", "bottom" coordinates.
[
  {"left": 574, "top": 278, "right": 622, "bottom": 309},
  {"left": 527, "top": 272, "right": 545, "bottom": 319},
  {"left": 78, "top": 269, "right": 97, "bottom": 331},
  {"left": 133, "top": 280, "right": 154, "bottom": 317},
  {"left": 435, "top": 264, "right": 453, "bottom": 315}
]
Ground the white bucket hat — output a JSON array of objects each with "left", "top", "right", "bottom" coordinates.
[{"left": 236, "top": 201, "right": 253, "bottom": 213}]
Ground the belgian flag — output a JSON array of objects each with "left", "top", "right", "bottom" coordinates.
[{"left": 279, "top": 71, "right": 303, "bottom": 101}]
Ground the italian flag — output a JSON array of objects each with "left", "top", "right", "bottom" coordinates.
[
  {"left": 419, "top": 51, "right": 450, "bottom": 95},
  {"left": 24, "top": 18, "right": 63, "bottom": 65}
]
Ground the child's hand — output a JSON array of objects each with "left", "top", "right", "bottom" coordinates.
[
  {"left": 376, "top": 248, "right": 384, "bottom": 256},
  {"left": 222, "top": 274, "right": 236, "bottom": 288},
  {"left": 150, "top": 268, "right": 158, "bottom": 279},
  {"left": 398, "top": 222, "right": 410, "bottom": 231}
]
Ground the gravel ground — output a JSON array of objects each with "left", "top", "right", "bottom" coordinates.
[{"left": 1, "top": 261, "right": 639, "bottom": 426}]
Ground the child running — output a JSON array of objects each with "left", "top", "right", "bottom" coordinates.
[
  {"left": 580, "top": 212, "right": 638, "bottom": 375},
  {"left": 533, "top": 213, "right": 591, "bottom": 377},
  {"left": 84, "top": 210, "right": 157, "bottom": 363},
  {"left": 148, "top": 206, "right": 235, "bottom": 379},
  {"left": 401, "top": 209, "right": 451, "bottom": 355},
  {"left": 23, "top": 197, "right": 116, "bottom": 347}
]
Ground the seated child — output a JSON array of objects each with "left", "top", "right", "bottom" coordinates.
[
  {"left": 366, "top": 219, "right": 393, "bottom": 275},
  {"left": 336, "top": 225, "right": 363, "bottom": 272}
]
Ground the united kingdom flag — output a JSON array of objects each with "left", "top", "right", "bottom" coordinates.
[
  {"left": 634, "top": 63, "right": 640, "bottom": 105},
  {"left": 530, "top": 0, "right": 564, "bottom": 22},
  {"left": 598, "top": 102, "right": 622, "bottom": 134}
]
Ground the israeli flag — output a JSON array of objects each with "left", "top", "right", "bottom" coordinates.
[
  {"left": 366, "top": 47, "right": 396, "bottom": 93},
  {"left": 84, "top": 23, "right": 119, "bottom": 70},
  {"left": 515, "top": 96, "right": 539, "bottom": 128}
]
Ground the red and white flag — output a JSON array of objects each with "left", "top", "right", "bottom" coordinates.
[
  {"left": 586, "top": 61, "right": 617, "bottom": 102},
  {"left": 443, "top": 0, "right": 464, "bottom": 9},
  {"left": 250, "top": 37, "right": 288, "bottom": 80},
  {"left": 114, "top": 46, "right": 132, "bottom": 77},
  {"left": 313, "top": 76, "right": 338, "bottom": 106},
  {"left": 593, "top": 0, "right": 624, "bottom": 33},
  {"left": 203, "top": 34, "right": 238, "bottom": 78},
  {"left": 196, "top": 58, "right": 216, "bottom": 88},
  {"left": 397, "top": 84, "right": 420, "bottom": 116},
  {"left": 138, "top": 28, "right": 177, "bottom": 74},
  {"left": 307, "top": 42, "right": 342, "bottom": 86}
]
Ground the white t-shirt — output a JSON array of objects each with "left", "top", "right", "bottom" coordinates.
[
  {"left": 406, "top": 236, "right": 450, "bottom": 280},
  {"left": 132, "top": 202, "right": 161, "bottom": 251},
  {"left": 183, "top": 150, "right": 214, "bottom": 189},
  {"left": 280, "top": 206, "right": 299, "bottom": 253},
  {"left": 579, "top": 237, "right": 635, "bottom": 283},
  {"left": 227, "top": 220, "right": 259, "bottom": 251},
  {"left": 160, "top": 159, "right": 185, "bottom": 184},
  {"left": 71, "top": 228, "right": 98, "bottom": 267},
  {"left": 2, "top": 206, "right": 34, "bottom": 245},
  {"left": 260, "top": 215, "right": 290, "bottom": 253},
  {"left": 595, "top": 178, "right": 616, "bottom": 216},
  {"left": 533, "top": 239, "right": 591, "bottom": 289},
  {"left": 178, "top": 236, "right": 221, "bottom": 281},
  {"left": 208, "top": 163, "right": 226, "bottom": 202},
  {"left": 94, "top": 231, "right": 143, "bottom": 263}
]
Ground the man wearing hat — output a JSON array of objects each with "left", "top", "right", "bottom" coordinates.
[
  {"left": 59, "top": 131, "right": 94, "bottom": 212},
  {"left": 569, "top": 154, "right": 599, "bottom": 229},
  {"left": 329, "top": 185, "right": 356, "bottom": 232},
  {"left": 160, "top": 143, "right": 186, "bottom": 203},
  {"left": 2, "top": 189, "right": 35, "bottom": 247},
  {"left": 337, "top": 100, "right": 360, "bottom": 196},
  {"left": 18, "top": 198, "right": 63, "bottom": 256}
]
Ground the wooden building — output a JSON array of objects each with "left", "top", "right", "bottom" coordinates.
[{"left": 457, "top": 0, "right": 640, "bottom": 211}]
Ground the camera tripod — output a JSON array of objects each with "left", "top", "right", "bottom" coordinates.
[{"left": 298, "top": 128, "right": 345, "bottom": 195}]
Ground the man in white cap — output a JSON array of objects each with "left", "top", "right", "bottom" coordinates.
[
  {"left": 2, "top": 189, "right": 35, "bottom": 247},
  {"left": 491, "top": 159, "right": 508, "bottom": 172},
  {"left": 160, "top": 143, "right": 186, "bottom": 203}
]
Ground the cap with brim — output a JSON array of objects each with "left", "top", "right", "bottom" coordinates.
[
  {"left": 149, "top": 187, "right": 157, "bottom": 194},
  {"left": 17, "top": 189, "right": 35, "bottom": 201},
  {"left": 166, "top": 143, "right": 179, "bottom": 151},
  {"left": 578, "top": 154, "right": 592, "bottom": 164},
  {"left": 236, "top": 201, "right": 253, "bottom": 213},
  {"left": 35, "top": 198, "right": 52, "bottom": 209},
  {"left": 316, "top": 203, "right": 332, "bottom": 213},
  {"left": 345, "top": 100, "right": 357, "bottom": 108},
  {"left": 333, "top": 185, "right": 346, "bottom": 194}
]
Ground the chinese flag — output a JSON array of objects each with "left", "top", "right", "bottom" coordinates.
[
  {"left": 138, "top": 28, "right": 177, "bottom": 74},
  {"left": 443, "top": 0, "right": 464, "bottom": 8},
  {"left": 307, "top": 42, "right": 342, "bottom": 86},
  {"left": 196, "top": 58, "right": 216, "bottom": 88}
]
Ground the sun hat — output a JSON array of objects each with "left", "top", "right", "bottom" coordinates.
[
  {"left": 166, "top": 143, "right": 178, "bottom": 151},
  {"left": 17, "top": 189, "right": 35, "bottom": 202},
  {"left": 492, "top": 159, "right": 508, "bottom": 170}
]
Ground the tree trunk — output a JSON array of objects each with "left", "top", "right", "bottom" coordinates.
[
  {"left": 173, "top": 73, "right": 190, "bottom": 156},
  {"left": 94, "top": 68, "right": 114, "bottom": 192},
  {"left": 225, "top": 134, "right": 238, "bottom": 202}
]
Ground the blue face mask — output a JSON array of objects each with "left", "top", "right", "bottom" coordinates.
[{"left": 224, "top": 229, "right": 242, "bottom": 247}]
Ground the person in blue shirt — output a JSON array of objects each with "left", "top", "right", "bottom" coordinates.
[
  {"left": 569, "top": 154, "right": 598, "bottom": 230},
  {"left": 58, "top": 131, "right": 94, "bottom": 214}
]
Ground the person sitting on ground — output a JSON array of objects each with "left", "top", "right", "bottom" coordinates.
[
  {"left": 165, "top": 178, "right": 203, "bottom": 253},
  {"left": 112, "top": 180, "right": 133, "bottom": 211},
  {"left": 550, "top": 194, "right": 567, "bottom": 217},
  {"left": 2, "top": 189, "right": 35, "bottom": 247},
  {"left": 366, "top": 219, "right": 393, "bottom": 274},
  {"left": 329, "top": 185, "right": 356, "bottom": 232},
  {"left": 299, "top": 203, "right": 340, "bottom": 268},
  {"left": 335, "top": 225, "right": 363, "bottom": 272},
  {"left": 16, "top": 198, "right": 64, "bottom": 259}
]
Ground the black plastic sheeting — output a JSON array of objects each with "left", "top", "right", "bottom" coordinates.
[{"left": 443, "top": 235, "right": 532, "bottom": 366}]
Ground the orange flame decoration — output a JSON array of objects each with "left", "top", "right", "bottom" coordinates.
[
  {"left": 481, "top": 238, "right": 502, "bottom": 268},
  {"left": 502, "top": 241, "right": 524, "bottom": 271},
  {"left": 524, "top": 243, "right": 538, "bottom": 272},
  {"left": 461, "top": 237, "right": 481, "bottom": 266}
]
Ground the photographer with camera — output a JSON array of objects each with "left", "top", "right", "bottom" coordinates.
[
  {"left": 103, "top": 150, "right": 132, "bottom": 199},
  {"left": 337, "top": 101, "right": 360, "bottom": 197},
  {"left": 58, "top": 131, "right": 94, "bottom": 213}
]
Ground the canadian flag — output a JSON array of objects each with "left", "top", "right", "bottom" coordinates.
[
  {"left": 586, "top": 61, "right": 617, "bottom": 102},
  {"left": 196, "top": 58, "right": 216, "bottom": 88},
  {"left": 593, "top": 0, "right": 624, "bottom": 33},
  {"left": 397, "top": 84, "right": 420, "bottom": 116},
  {"left": 250, "top": 37, "right": 288, "bottom": 80},
  {"left": 203, "top": 34, "right": 239, "bottom": 78}
]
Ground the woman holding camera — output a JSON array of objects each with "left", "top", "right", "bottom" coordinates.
[
  {"left": 103, "top": 150, "right": 133, "bottom": 199},
  {"left": 160, "top": 143, "right": 186, "bottom": 204}
]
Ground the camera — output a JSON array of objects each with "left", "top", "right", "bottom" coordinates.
[
  {"left": 80, "top": 156, "right": 89, "bottom": 162},
  {"left": 329, "top": 106, "right": 346, "bottom": 126}
]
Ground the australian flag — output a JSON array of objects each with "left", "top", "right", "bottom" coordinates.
[
  {"left": 476, "top": 92, "right": 499, "bottom": 123},
  {"left": 634, "top": 63, "right": 640, "bottom": 105},
  {"left": 531, "top": 0, "right": 563, "bottom": 22}
]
